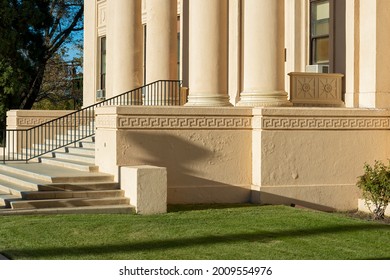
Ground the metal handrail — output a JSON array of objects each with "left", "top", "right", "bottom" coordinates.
[{"left": 2, "top": 80, "right": 183, "bottom": 162}]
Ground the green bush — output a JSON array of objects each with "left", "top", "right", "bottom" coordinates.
[{"left": 357, "top": 160, "right": 390, "bottom": 220}]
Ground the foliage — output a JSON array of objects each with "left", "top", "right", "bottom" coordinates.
[
  {"left": 357, "top": 160, "right": 390, "bottom": 220},
  {"left": 0, "top": 0, "right": 83, "bottom": 128},
  {"left": 33, "top": 53, "right": 82, "bottom": 110}
]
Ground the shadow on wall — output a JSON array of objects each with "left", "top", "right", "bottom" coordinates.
[
  {"left": 120, "top": 131, "right": 211, "bottom": 186},
  {"left": 117, "top": 130, "right": 250, "bottom": 189}
]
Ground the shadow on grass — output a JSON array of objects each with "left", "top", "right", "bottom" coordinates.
[
  {"left": 4, "top": 223, "right": 389, "bottom": 260},
  {"left": 167, "top": 203, "right": 257, "bottom": 213}
]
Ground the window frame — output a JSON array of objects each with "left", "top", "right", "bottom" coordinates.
[
  {"left": 99, "top": 36, "right": 106, "bottom": 91},
  {"left": 309, "top": 0, "right": 331, "bottom": 66}
]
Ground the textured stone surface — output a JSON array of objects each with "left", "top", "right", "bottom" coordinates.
[
  {"left": 96, "top": 106, "right": 390, "bottom": 210},
  {"left": 121, "top": 165, "right": 167, "bottom": 214}
]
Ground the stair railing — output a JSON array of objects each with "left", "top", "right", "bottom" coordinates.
[{"left": 2, "top": 80, "right": 183, "bottom": 163}]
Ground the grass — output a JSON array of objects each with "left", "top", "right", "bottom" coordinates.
[{"left": 0, "top": 205, "right": 389, "bottom": 260}]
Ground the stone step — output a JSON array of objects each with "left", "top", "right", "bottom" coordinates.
[
  {"left": 53, "top": 152, "right": 95, "bottom": 164},
  {"left": 0, "top": 166, "right": 51, "bottom": 188},
  {"left": 0, "top": 191, "right": 21, "bottom": 207},
  {"left": 28, "top": 146, "right": 67, "bottom": 153},
  {"left": 21, "top": 189, "right": 124, "bottom": 200},
  {"left": 66, "top": 129, "right": 94, "bottom": 136},
  {"left": 37, "top": 182, "right": 120, "bottom": 192},
  {"left": 40, "top": 157, "right": 98, "bottom": 172},
  {"left": 78, "top": 141, "right": 95, "bottom": 149},
  {"left": 10, "top": 196, "right": 130, "bottom": 209},
  {"left": 66, "top": 147, "right": 95, "bottom": 156},
  {"left": 44, "top": 136, "right": 95, "bottom": 146},
  {"left": 56, "top": 133, "right": 93, "bottom": 141},
  {"left": 0, "top": 204, "right": 134, "bottom": 215},
  {"left": 0, "top": 163, "right": 113, "bottom": 184},
  {"left": 0, "top": 196, "right": 20, "bottom": 207},
  {"left": 43, "top": 139, "right": 74, "bottom": 146},
  {"left": 0, "top": 177, "right": 35, "bottom": 196},
  {"left": 22, "top": 148, "right": 59, "bottom": 157}
]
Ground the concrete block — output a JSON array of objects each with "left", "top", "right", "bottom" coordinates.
[{"left": 121, "top": 165, "right": 167, "bottom": 214}]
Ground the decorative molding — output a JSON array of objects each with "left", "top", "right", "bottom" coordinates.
[
  {"left": 261, "top": 117, "right": 390, "bottom": 130},
  {"left": 289, "top": 73, "right": 344, "bottom": 107},
  {"left": 97, "top": 116, "right": 252, "bottom": 130},
  {"left": 17, "top": 118, "right": 57, "bottom": 127},
  {"left": 97, "top": 0, "right": 107, "bottom": 36},
  {"left": 16, "top": 116, "right": 90, "bottom": 128}
]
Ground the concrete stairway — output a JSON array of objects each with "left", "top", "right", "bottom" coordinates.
[{"left": 0, "top": 135, "right": 134, "bottom": 215}]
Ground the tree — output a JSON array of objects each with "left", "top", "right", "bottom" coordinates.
[
  {"left": 0, "top": 0, "right": 83, "bottom": 128},
  {"left": 33, "top": 49, "right": 83, "bottom": 110}
]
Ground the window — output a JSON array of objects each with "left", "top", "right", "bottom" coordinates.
[
  {"left": 310, "top": 0, "right": 330, "bottom": 65},
  {"left": 99, "top": 37, "right": 106, "bottom": 90}
]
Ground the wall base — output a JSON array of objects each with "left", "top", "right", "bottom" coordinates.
[
  {"left": 252, "top": 185, "right": 360, "bottom": 212},
  {"left": 168, "top": 185, "right": 251, "bottom": 204}
]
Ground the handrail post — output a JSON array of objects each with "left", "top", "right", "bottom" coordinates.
[
  {"left": 2, "top": 129, "right": 5, "bottom": 163},
  {"left": 74, "top": 112, "right": 77, "bottom": 147},
  {"left": 25, "top": 130, "right": 28, "bottom": 163}
]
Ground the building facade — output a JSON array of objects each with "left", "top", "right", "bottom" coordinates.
[{"left": 82, "top": 0, "right": 390, "bottom": 211}]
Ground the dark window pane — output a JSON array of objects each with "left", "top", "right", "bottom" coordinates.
[
  {"left": 100, "top": 37, "right": 106, "bottom": 90},
  {"left": 314, "top": 37, "right": 329, "bottom": 64}
]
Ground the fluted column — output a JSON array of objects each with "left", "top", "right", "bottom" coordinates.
[
  {"left": 186, "top": 0, "right": 232, "bottom": 107},
  {"left": 106, "top": 0, "right": 143, "bottom": 101},
  {"left": 237, "top": 0, "right": 290, "bottom": 107}
]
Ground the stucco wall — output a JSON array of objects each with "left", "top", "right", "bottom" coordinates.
[
  {"left": 96, "top": 106, "right": 390, "bottom": 210},
  {"left": 252, "top": 108, "right": 390, "bottom": 210},
  {"left": 95, "top": 106, "right": 253, "bottom": 204}
]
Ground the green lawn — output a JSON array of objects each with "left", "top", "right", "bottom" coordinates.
[{"left": 0, "top": 205, "right": 389, "bottom": 260}]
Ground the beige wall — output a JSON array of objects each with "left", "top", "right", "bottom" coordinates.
[
  {"left": 5, "top": 110, "right": 75, "bottom": 153},
  {"left": 95, "top": 106, "right": 390, "bottom": 210},
  {"left": 252, "top": 108, "right": 390, "bottom": 210},
  {"left": 96, "top": 106, "right": 253, "bottom": 204}
]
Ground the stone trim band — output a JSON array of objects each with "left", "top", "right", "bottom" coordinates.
[
  {"left": 96, "top": 116, "right": 252, "bottom": 130},
  {"left": 96, "top": 114, "right": 390, "bottom": 131},
  {"left": 261, "top": 117, "right": 390, "bottom": 130}
]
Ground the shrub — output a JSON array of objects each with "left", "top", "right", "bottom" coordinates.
[{"left": 357, "top": 160, "right": 390, "bottom": 220}]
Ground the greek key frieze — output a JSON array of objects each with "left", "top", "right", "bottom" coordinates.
[
  {"left": 116, "top": 116, "right": 252, "bottom": 129},
  {"left": 17, "top": 118, "right": 53, "bottom": 126},
  {"left": 262, "top": 117, "right": 390, "bottom": 130}
]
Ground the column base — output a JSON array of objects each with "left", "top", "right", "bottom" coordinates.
[
  {"left": 185, "top": 94, "right": 233, "bottom": 107},
  {"left": 237, "top": 90, "right": 291, "bottom": 107}
]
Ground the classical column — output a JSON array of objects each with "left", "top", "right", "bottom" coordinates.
[
  {"left": 186, "top": 0, "right": 232, "bottom": 107},
  {"left": 145, "top": 0, "right": 178, "bottom": 104},
  {"left": 238, "top": 0, "right": 290, "bottom": 107},
  {"left": 145, "top": 0, "right": 178, "bottom": 82},
  {"left": 106, "top": 0, "right": 143, "bottom": 102}
]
